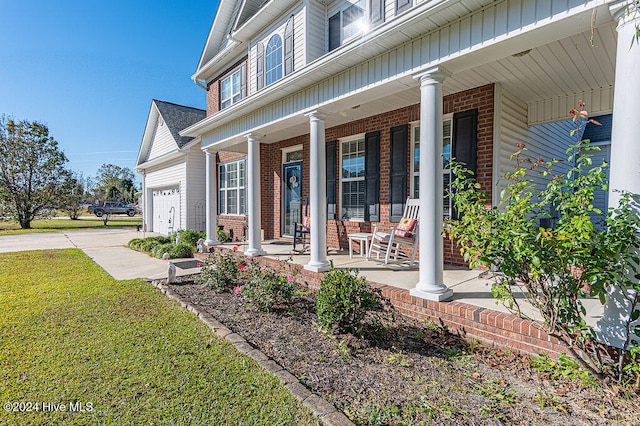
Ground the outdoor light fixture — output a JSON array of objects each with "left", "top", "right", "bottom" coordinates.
[{"left": 512, "top": 49, "right": 532, "bottom": 57}]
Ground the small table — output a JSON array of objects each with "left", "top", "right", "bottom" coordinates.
[{"left": 347, "top": 233, "right": 373, "bottom": 258}]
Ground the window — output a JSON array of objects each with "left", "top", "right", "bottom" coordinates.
[
  {"left": 411, "top": 116, "right": 453, "bottom": 218},
  {"left": 340, "top": 137, "right": 366, "bottom": 220},
  {"left": 220, "top": 68, "right": 242, "bottom": 110},
  {"left": 218, "top": 160, "right": 246, "bottom": 215},
  {"left": 328, "top": 0, "right": 368, "bottom": 51},
  {"left": 265, "top": 34, "right": 283, "bottom": 86}
]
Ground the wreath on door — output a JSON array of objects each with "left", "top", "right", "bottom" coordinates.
[{"left": 288, "top": 175, "right": 299, "bottom": 189}]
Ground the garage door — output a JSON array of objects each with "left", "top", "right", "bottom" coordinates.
[{"left": 152, "top": 188, "right": 180, "bottom": 235}]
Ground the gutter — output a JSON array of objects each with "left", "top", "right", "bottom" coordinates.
[
  {"left": 192, "top": 38, "right": 241, "bottom": 88},
  {"left": 134, "top": 149, "right": 186, "bottom": 171}
]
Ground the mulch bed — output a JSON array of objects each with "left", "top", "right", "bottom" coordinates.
[{"left": 167, "top": 276, "right": 639, "bottom": 425}]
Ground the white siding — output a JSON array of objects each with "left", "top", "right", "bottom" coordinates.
[
  {"left": 207, "top": 0, "right": 602, "bottom": 146},
  {"left": 144, "top": 160, "right": 187, "bottom": 233},
  {"left": 306, "top": 0, "right": 326, "bottom": 62},
  {"left": 147, "top": 118, "right": 177, "bottom": 161},
  {"left": 248, "top": 4, "right": 306, "bottom": 96},
  {"left": 528, "top": 86, "right": 614, "bottom": 125},
  {"left": 185, "top": 147, "right": 207, "bottom": 232},
  {"left": 498, "top": 89, "right": 575, "bottom": 200}
]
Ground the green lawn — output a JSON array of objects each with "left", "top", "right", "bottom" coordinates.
[
  {"left": 0, "top": 216, "right": 143, "bottom": 235},
  {"left": 0, "top": 249, "right": 317, "bottom": 425}
]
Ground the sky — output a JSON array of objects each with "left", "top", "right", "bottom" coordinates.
[{"left": 0, "top": 1, "right": 219, "bottom": 183}]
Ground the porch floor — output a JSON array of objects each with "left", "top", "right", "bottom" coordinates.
[{"left": 222, "top": 239, "right": 604, "bottom": 328}]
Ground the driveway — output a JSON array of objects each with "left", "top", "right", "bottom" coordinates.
[{"left": 0, "top": 228, "right": 200, "bottom": 280}]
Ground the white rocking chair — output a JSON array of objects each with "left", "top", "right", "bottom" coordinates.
[{"left": 367, "top": 198, "right": 419, "bottom": 266}]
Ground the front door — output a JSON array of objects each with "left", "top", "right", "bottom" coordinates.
[{"left": 282, "top": 162, "right": 302, "bottom": 237}]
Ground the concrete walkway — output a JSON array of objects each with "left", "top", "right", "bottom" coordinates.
[{"left": 0, "top": 228, "right": 200, "bottom": 280}]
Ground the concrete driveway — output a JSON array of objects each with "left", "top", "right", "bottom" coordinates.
[{"left": 0, "top": 228, "right": 200, "bottom": 280}]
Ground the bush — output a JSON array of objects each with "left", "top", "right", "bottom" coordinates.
[
  {"left": 152, "top": 243, "right": 174, "bottom": 259},
  {"left": 175, "top": 229, "right": 205, "bottom": 248},
  {"left": 139, "top": 240, "right": 158, "bottom": 252},
  {"left": 170, "top": 243, "right": 194, "bottom": 259},
  {"left": 316, "top": 267, "right": 380, "bottom": 334},
  {"left": 127, "top": 238, "right": 145, "bottom": 250},
  {"left": 217, "top": 228, "right": 230, "bottom": 243},
  {"left": 198, "top": 250, "right": 246, "bottom": 292},
  {"left": 242, "top": 262, "right": 296, "bottom": 312}
]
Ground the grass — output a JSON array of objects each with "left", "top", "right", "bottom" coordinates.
[
  {"left": 0, "top": 249, "right": 317, "bottom": 425},
  {"left": 0, "top": 216, "right": 142, "bottom": 235}
]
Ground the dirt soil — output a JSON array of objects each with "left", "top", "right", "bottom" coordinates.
[{"left": 167, "top": 276, "right": 639, "bottom": 425}]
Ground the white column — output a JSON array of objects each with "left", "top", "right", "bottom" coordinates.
[
  {"left": 245, "top": 133, "right": 266, "bottom": 257},
  {"left": 304, "top": 111, "right": 330, "bottom": 272},
  {"left": 595, "top": 1, "right": 640, "bottom": 349},
  {"left": 410, "top": 67, "right": 453, "bottom": 302},
  {"left": 204, "top": 150, "right": 220, "bottom": 246}
]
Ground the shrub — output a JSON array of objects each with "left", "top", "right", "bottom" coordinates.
[
  {"left": 316, "top": 267, "right": 380, "bottom": 334},
  {"left": 217, "top": 228, "right": 230, "bottom": 243},
  {"left": 198, "top": 250, "right": 246, "bottom": 292},
  {"left": 139, "top": 239, "right": 158, "bottom": 252},
  {"left": 175, "top": 229, "right": 205, "bottom": 248},
  {"left": 127, "top": 238, "right": 145, "bottom": 250},
  {"left": 170, "top": 243, "right": 194, "bottom": 259},
  {"left": 152, "top": 243, "right": 174, "bottom": 259},
  {"left": 242, "top": 261, "right": 296, "bottom": 312}
]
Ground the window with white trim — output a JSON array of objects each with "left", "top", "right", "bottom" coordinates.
[
  {"left": 218, "top": 160, "right": 246, "bottom": 215},
  {"left": 329, "top": 0, "right": 367, "bottom": 51},
  {"left": 411, "top": 116, "right": 453, "bottom": 218},
  {"left": 340, "top": 136, "right": 366, "bottom": 220},
  {"left": 265, "top": 34, "right": 283, "bottom": 86},
  {"left": 220, "top": 68, "right": 242, "bottom": 110}
]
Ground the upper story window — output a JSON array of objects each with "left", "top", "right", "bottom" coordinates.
[
  {"left": 265, "top": 35, "right": 283, "bottom": 87},
  {"left": 329, "top": 0, "right": 384, "bottom": 51},
  {"left": 220, "top": 67, "right": 243, "bottom": 110}
]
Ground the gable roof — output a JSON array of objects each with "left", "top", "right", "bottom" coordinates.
[
  {"left": 154, "top": 100, "right": 206, "bottom": 149},
  {"left": 136, "top": 100, "right": 206, "bottom": 168}
]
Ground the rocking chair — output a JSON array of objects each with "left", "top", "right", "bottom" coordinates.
[
  {"left": 367, "top": 198, "right": 420, "bottom": 266},
  {"left": 293, "top": 198, "right": 311, "bottom": 252}
]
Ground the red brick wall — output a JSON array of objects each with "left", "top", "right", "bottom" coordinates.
[
  {"left": 206, "top": 57, "right": 248, "bottom": 117},
  {"left": 258, "top": 84, "right": 495, "bottom": 265}
]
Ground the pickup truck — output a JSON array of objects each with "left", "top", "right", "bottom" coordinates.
[{"left": 88, "top": 202, "right": 137, "bottom": 217}]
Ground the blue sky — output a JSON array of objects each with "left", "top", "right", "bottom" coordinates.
[{"left": 0, "top": 1, "right": 218, "bottom": 182}]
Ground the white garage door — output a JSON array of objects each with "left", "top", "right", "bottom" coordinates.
[{"left": 152, "top": 188, "right": 180, "bottom": 235}]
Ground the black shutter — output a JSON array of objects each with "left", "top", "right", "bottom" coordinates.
[
  {"left": 389, "top": 124, "right": 408, "bottom": 222},
  {"left": 284, "top": 16, "right": 294, "bottom": 76},
  {"left": 364, "top": 131, "right": 380, "bottom": 222},
  {"left": 369, "top": 0, "right": 384, "bottom": 27},
  {"left": 328, "top": 13, "right": 340, "bottom": 51},
  {"left": 256, "top": 42, "right": 264, "bottom": 91},
  {"left": 452, "top": 108, "right": 478, "bottom": 219},
  {"left": 395, "top": 0, "right": 412, "bottom": 14},
  {"left": 326, "top": 140, "right": 337, "bottom": 220},
  {"left": 239, "top": 62, "right": 247, "bottom": 99}
]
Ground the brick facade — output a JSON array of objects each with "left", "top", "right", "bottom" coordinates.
[
  {"left": 206, "top": 56, "right": 248, "bottom": 117},
  {"left": 257, "top": 84, "right": 495, "bottom": 266}
]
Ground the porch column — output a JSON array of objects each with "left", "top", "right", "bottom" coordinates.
[
  {"left": 204, "top": 150, "right": 220, "bottom": 246},
  {"left": 410, "top": 67, "right": 453, "bottom": 302},
  {"left": 304, "top": 111, "right": 330, "bottom": 272},
  {"left": 595, "top": 1, "right": 640, "bottom": 349},
  {"left": 245, "top": 133, "right": 266, "bottom": 257}
]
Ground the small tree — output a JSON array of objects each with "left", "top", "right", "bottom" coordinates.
[
  {"left": 0, "top": 115, "right": 71, "bottom": 229},
  {"left": 447, "top": 105, "right": 640, "bottom": 383},
  {"left": 60, "top": 172, "right": 85, "bottom": 220}
]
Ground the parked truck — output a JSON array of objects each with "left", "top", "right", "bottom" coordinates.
[{"left": 88, "top": 202, "right": 137, "bottom": 217}]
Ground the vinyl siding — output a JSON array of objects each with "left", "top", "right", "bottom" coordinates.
[
  {"left": 498, "top": 89, "right": 574, "bottom": 200},
  {"left": 306, "top": 0, "right": 326, "bottom": 61},
  {"left": 185, "top": 147, "right": 207, "bottom": 232},
  {"left": 147, "top": 118, "right": 177, "bottom": 161},
  {"left": 144, "top": 159, "right": 187, "bottom": 232}
]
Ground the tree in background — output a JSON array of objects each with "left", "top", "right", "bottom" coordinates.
[
  {"left": 0, "top": 115, "right": 71, "bottom": 229},
  {"left": 59, "top": 171, "right": 86, "bottom": 220},
  {"left": 94, "top": 163, "right": 138, "bottom": 204}
]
